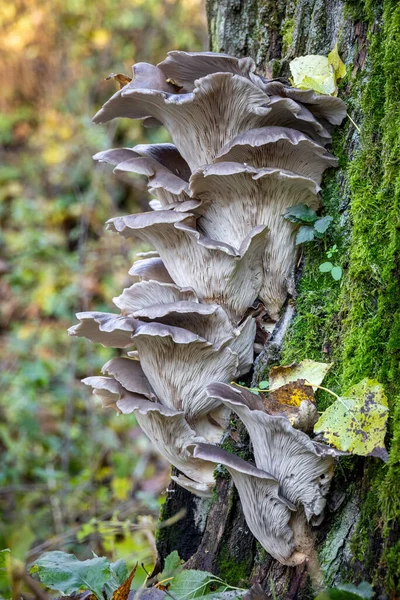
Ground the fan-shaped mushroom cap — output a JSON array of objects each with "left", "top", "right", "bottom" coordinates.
[
  {"left": 101, "top": 357, "right": 157, "bottom": 400},
  {"left": 93, "top": 72, "right": 331, "bottom": 170},
  {"left": 207, "top": 383, "right": 337, "bottom": 523},
  {"left": 82, "top": 377, "right": 216, "bottom": 494},
  {"left": 157, "top": 51, "right": 259, "bottom": 92},
  {"left": 128, "top": 321, "right": 239, "bottom": 420},
  {"left": 94, "top": 143, "right": 191, "bottom": 207},
  {"left": 261, "top": 81, "right": 347, "bottom": 126},
  {"left": 190, "top": 163, "right": 320, "bottom": 319},
  {"left": 215, "top": 127, "right": 337, "bottom": 185},
  {"left": 68, "top": 312, "right": 136, "bottom": 347},
  {"left": 113, "top": 280, "right": 256, "bottom": 373},
  {"left": 191, "top": 443, "right": 305, "bottom": 565},
  {"left": 129, "top": 256, "right": 174, "bottom": 284},
  {"left": 156, "top": 51, "right": 346, "bottom": 127},
  {"left": 107, "top": 210, "right": 267, "bottom": 323},
  {"left": 170, "top": 474, "right": 214, "bottom": 498}
]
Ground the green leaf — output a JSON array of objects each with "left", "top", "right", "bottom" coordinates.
[
  {"left": 331, "top": 266, "right": 343, "bottom": 281},
  {"left": 296, "top": 226, "right": 315, "bottom": 245},
  {"left": 0, "top": 549, "right": 11, "bottom": 593},
  {"left": 314, "top": 581, "right": 373, "bottom": 600},
  {"left": 314, "top": 379, "right": 388, "bottom": 459},
  {"left": 283, "top": 204, "right": 318, "bottom": 223},
  {"left": 30, "top": 551, "right": 111, "bottom": 598},
  {"left": 319, "top": 262, "right": 333, "bottom": 273},
  {"left": 110, "top": 559, "right": 128, "bottom": 586},
  {"left": 314, "top": 216, "right": 333, "bottom": 233},
  {"left": 158, "top": 550, "right": 183, "bottom": 581},
  {"left": 168, "top": 569, "right": 213, "bottom": 599},
  {"left": 258, "top": 381, "right": 269, "bottom": 390}
]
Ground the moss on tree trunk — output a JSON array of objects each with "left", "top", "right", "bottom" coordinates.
[{"left": 156, "top": 1, "right": 400, "bottom": 597}]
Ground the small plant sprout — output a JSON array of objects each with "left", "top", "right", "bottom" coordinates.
[
  {"left": 282, "top": 203, "right": 333, "bottom": 245},
  {"left": 319, "top": 245, "right": 343, "bottom": 281}
]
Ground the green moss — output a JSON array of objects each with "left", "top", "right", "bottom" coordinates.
[
  {"left": 282, "top": 17, "right": 295, "bottom": 54},
  {"left": 281, "top": 1, "right": 400, "bottom": 592},
  {"left": 217, "top": 544, "right": 253, "bottom": 587}
]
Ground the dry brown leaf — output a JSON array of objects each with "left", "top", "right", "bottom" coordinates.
[
  {"left": 268, "top": 379, "right": 315, "bottom": 407},
  {"left": 111, "top": 564, "right": 138, "bottom": 600},
  {"left": 105, "top": 73, "right": 132, "bottom": 89}
]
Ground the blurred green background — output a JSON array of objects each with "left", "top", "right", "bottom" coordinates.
[{"left": 0, "top": 0, "right": 207, "bottom": 594}]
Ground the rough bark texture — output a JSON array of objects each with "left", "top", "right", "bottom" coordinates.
[{"left": 156, "top": 1, "right": 400, "bottom": 598}]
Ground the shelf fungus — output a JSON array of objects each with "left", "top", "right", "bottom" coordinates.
[
  {"left": 207, "top": 383, "right": 339, "bottom": 524},
  {"left": 82, "top": 377, "right": 216, "bottom": 497},
  {"left": 75, "top": 49, "right": 346, "bottom": 566},
  {"left": 107, "top": 210, "right": 267, "bottom": 323},
  {"left": 191, "top": 443, "right": 306, "bottom": 566}
]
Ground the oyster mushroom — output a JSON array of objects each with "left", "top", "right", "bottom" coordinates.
[
  {"left": 93, "top": 72, "right": 332, "bottom": 171},
  {"left": 94, "top": 143, "right": 191, "bottom": 206},
  {"left": 191, "top": 442, "right": 306, "bottom": 565},
  {"left": 214, "top": 127, "right": 337, "bottom": 185},
  {"left": 113, "top": 280, "right": 256, "bottom": 374},
  {"left": 82, "top": 377, "right": 215, "bottom": 496},
  {"left": 107, "top": 210, "right": 267, "bottom": 322},
  {"left": 157, "top": 51, "right": 346, "bottom": 126},
  {"left": 67, "top": 312, "right": 136, "bottom": 348},
  {"left": 207, "top": 383, "right": 337, "bottom": 523},
  {"left": 190, "top": 163, "right": 320, "bottom": 319}
]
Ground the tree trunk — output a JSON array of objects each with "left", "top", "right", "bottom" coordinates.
[{"left": 156, "top": 1, "right": 400, "bottom": 598}]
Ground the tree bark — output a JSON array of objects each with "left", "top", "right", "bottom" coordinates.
[{"left": 156, "top": 2, "right": 400, "bottom": 598}]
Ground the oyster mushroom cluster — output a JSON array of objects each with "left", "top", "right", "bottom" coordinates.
[{"left": 71, "top": 51, "right": 346, "bottom": 565}]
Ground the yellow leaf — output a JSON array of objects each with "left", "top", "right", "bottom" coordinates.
[
  {"left": 91, "top": 29, "right": 111, "bottom": 49},
  {"left": 269, "top": 359, "right": 333, "bottom": 391},
  {"left": 328, "top": 43, "right": 346, "bottom": 80}
]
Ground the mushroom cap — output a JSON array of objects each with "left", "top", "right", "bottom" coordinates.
[
  {"left": 191, "top": 442, "right": 305, "bottom": 565},
  {"left": 190, "top": 162, "right": 320, "bottom": 319},
  {"left": 94, "top": 144, "right": 191, "bottom": 207},
  {"left": 83, "top": 376, "right": 216, "bottom": 493},
  {"left": 93, "top": 71, "right": 332, "bottom": 171},
  {"left": 129, "top": 256, "right": 174, "bottom": 284},
  {"left": 215, "top": 126, "right": 337, "bottom": 185},
  {"left": 107, "top": 210, "right": 268, "bottom": 323},
  {"left": 207, "top": 383, "right": 337, "bottom": 523},
  {"left": 68, "top": 312, "right": 136, "bottom": 347}
]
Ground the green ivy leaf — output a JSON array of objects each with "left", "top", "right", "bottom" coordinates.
[
  {"left": 314, "top": 379, "right": 388, "bottom": 459},
  {"left": 296, "top": 226, "right": 315, "bottom": 245},
  {"left": 283, "top": 204, "right": 318, "bottom": 223},
  {"left": 314, "top": 216, "right": 333, "bottom": 233},
  {"left": 331, "top": 266, "right": 343, "bottom": 280},
  {"left": 319, "top": 262, "right": 333, "bottom": 273},
  {"left": 30, "top": 551, "right": 111, "bottom": 598}
]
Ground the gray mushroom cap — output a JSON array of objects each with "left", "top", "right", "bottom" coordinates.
[
  {"left": 157, "top": 51, "right": 260, "bottom": 92},
  {"left": 215, "top": 127, "right": 337, "bottom": 185},
  {"left": 93, "top": 72, "right": 331, "bottom": 170},
  {"left": 107, "top": 210, "right": 268, "bottom": 323},
  {"left": 207, "top": 383, "right": 337, "bottom": 524},
  {"left": 129, "top": 256, "right": 174, "bottom": 284},
  {"left": 113, "top": 280, "right": 255, "bottom": 372},
  {"left": 68, "top": 312, "right": 136, "bottom": 347},
  {"left": 261, "top": 81, "right": 347, "bottom": 126},
  {"left": 94, "top": 143, "right": 191, "bottom": 207},
  {"left": 190, "top": 162, "right": 320, "bottom": 319},
  {"left": 191, "top": 442, "right": 305, "bottom": 565},
  {"left": 157, "top": 50, "right": 347, "bottom": 126},
  {"left": 101, "top": 356, "right": 157, "bottom": 400},
  {"left": 82, "top": 377, "right": 216, "bottom": 495},
  {"left": 128, "top": 321, "right": 240, "bottom": 420}
]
